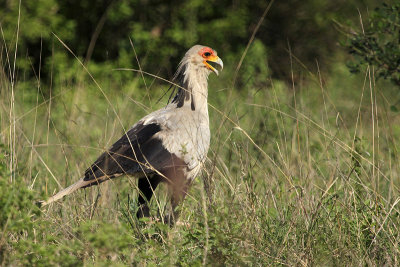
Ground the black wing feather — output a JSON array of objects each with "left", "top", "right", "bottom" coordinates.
[{"left": 84, "top": 122, "right": 165, "bottom": 182}]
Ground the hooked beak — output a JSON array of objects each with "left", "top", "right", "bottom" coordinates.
[{"left": 205, "top": 56, "right": 223, "bottom": 76}]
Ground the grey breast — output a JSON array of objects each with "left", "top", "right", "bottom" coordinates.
[{"left": 144, "top": 104, "right": 210, "bottom": 173}]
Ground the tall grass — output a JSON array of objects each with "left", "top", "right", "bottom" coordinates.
[{"left": 1, "top": 26, "right": 400, "bottom": 267}]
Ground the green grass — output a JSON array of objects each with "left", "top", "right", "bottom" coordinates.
[{"left": 1, "top": 42, "right": 400, "bottom": 266}]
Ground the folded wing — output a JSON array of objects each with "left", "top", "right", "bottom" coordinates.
[{"left": 83, "top": 122, "right": 176, "bottom": 186}]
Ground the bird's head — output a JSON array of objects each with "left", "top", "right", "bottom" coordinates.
[
  {"left": 171, "top": 45, "right": 223, "bottom": 108},
  {"left": 183, "top": 45, "right": 223, "bottom": 76}
]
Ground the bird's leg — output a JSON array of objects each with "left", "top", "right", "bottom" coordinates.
[
  {"left": 164, "top": 179, "right": 192, "bottom": 225},
  {"left": 136, "top": 175, "right": 161, "bottom": 219}
]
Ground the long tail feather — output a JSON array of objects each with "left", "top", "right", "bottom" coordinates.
[{"left": 39, "top": 178, "right": 91, "bottom": 207}]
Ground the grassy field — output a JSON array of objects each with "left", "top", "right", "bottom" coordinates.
[{"left": 1, "top": 36, "right": 400, "bottom": 266}]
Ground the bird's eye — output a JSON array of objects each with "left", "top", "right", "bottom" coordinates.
[{"left": 203, "top": 52, "right": 211, "bottom": 57}]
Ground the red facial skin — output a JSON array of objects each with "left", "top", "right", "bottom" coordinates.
[{"left": 198, "top": 47, "right": 217, "bottom": 58}]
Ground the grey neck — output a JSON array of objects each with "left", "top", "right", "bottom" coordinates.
[{"left": 171, "top": 62, "right": 209, "bottom": 112}]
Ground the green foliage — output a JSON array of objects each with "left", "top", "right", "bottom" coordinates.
[
  {"left": 346, "top": 2, "right": 400, "bottom": 86},
  {"left": 0, "top": 149, "right": 40, "bottom": 235},
  {"left": 1, "top": 0, "right": 382, "bottom": 87},
  {"left": 258, "top": 0, "right": 377, "bottom": 81},
  {"left": 240, "top": 39, "right": 270, "bottom": 89},
  {"left": 0, "top": 179, "right": 40, "bottom": 233},
  {"left": 0, "top": 0, "right": 75, "bottom": 76}
]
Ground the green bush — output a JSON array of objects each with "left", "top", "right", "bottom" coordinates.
[
  {"left": 346, "top": 2, "right": 400, "bottom": 86},
  {"left": 0, "top": 146, "right": 39, "bottom": 233},
  {"left": 1, "top": 0, "right": 382, "bottom": 87}
]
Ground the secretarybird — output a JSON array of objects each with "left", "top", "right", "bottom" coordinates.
[{"left": 40, "top": 45, "right": 223, "bottom": 223}]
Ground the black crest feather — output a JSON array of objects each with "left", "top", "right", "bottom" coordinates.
[{"left": 170, "top": 63, "right": 194, "bottom": 109}]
